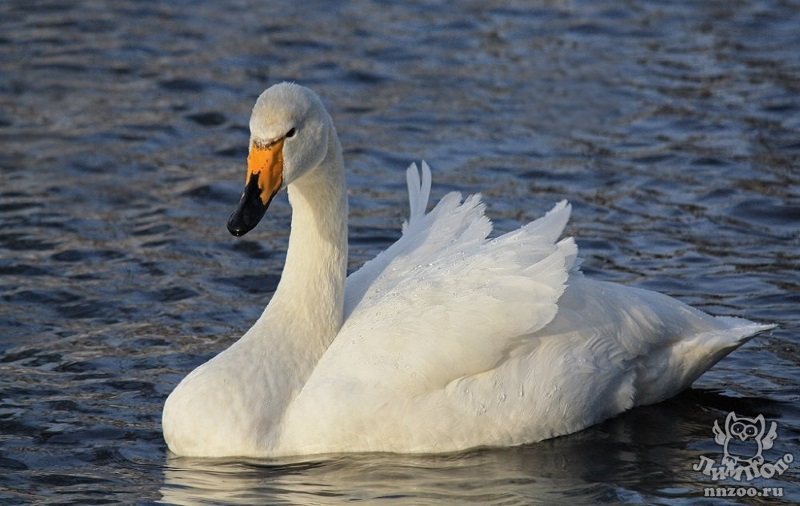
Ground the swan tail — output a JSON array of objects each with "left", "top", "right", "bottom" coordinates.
[
  {"left": 712, "top": 317, "right": 776, "bottom": 341},
  {"left": 633, "top": 316, "right": 776, "bottom": 406}
]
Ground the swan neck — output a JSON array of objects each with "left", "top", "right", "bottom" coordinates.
[{"left": 269, "top": 133, "right": 348, "bottom": 348}]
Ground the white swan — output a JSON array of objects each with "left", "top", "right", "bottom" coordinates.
[{"left": 162, "top": 82, "right": 773, "bottom": 458}]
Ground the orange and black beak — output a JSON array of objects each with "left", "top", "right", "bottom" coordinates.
[{"left": 227, "top": 137, "right": 285, "bottom": 236}]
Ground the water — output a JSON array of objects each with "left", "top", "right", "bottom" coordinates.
[{"left": 1, "top": 0, "right": 798, "bottom": 503}]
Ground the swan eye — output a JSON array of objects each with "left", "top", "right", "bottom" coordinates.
[{"left": 286, "top": 127, "right": 296, "bottom": 138}]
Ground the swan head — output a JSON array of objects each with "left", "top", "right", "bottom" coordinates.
[{"left": 227, "top": 82, "right": 332, "bottom": 236}]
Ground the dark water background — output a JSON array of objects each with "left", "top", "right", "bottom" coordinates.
[{"left": 1, "top": 0, "right": 799, "bottom": 504}]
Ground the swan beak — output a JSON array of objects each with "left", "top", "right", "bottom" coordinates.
[{"left": 227, "top": 138, "right": 285, "bottom": 236}]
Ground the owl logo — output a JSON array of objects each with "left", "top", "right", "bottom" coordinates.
[{"left": 713, "top": 412, "right": 777, "bottom": 467}]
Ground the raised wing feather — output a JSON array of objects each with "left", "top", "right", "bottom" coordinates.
[
  {"left": 343, "top": 162, "right": 489, "bottom": 318},
  {"left": 343, "top": 162, "right": 574, "bottom": 322}
]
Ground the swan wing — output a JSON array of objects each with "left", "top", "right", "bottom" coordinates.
[
  {"left": 278, "top": 164, "right": 578, "bottom": 452},
  {"left": 341, "top": 163, "right": 577, "bottom": 379}
]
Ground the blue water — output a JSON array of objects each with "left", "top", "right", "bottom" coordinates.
[{"left": 1, "top": 0, "right": 798, "bottom": 503}]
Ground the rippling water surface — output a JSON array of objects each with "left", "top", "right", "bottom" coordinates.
[{"left": 1, "top": 0, "right": 798, "bottom": 504}]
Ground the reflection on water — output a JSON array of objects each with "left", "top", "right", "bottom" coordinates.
[
  {"left": 162, "top": 447, "right": 611, "bottom": 505},
  {"left": 1, "top": 0, "right": 799, "bottom": 504}
]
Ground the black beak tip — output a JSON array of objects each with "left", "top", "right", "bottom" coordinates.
[
  {"left": 227, "top": 219, "right": 249, "bottom": 237},
  {"left": 227, "top": 209, "right": 259, "bottom": 237},
  {"left": 227, "top": 175, "right": 273, "bottom": 237}
]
